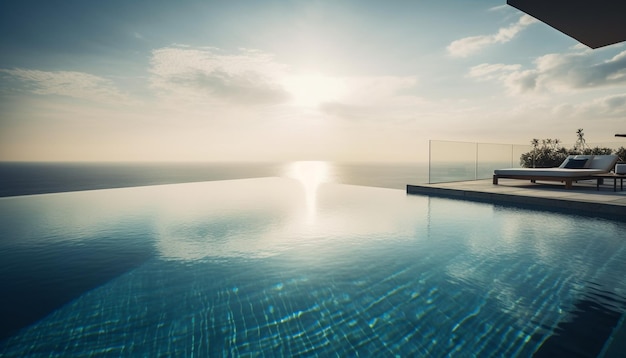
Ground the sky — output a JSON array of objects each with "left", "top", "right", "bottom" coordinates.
[{"left": 0, "top": 0, "right": 625, "bottom": 162}]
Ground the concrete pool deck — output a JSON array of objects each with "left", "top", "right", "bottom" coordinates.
[{"left": 407, "top": 178, "right": 626, "bottom": 218}]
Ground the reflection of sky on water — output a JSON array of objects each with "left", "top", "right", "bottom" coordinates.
[
  {"left": 153, "top": 178, "right": 303, "bottom": 261},
  {"left": 1, "top": 176, "right": 626, "bottom": 356},
  {"left": 1, "top": 175, "right": 429, "bottom": 263},
  {"left": 3, "top": 176, "right": 625, "bottom": 282},
  {"left": 152, "top": 176, "right": 427, "bottom": 262},
  {"left": 3, "top": 175, "right": 624, "bottom": 276},
  {"left": 0, "top": 187, "right": 155, "bottom": 246}
]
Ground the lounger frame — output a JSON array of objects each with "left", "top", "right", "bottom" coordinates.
[
  {"left": 492, "top": 155, "right": 619, "bottom": 189},
  {"left": 492, "top": 174, "right": 594, "bottom": 189}
]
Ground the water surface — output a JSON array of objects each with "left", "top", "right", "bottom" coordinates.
[{"left": 1, "top": 177, "right": 625, "bottom": 356}]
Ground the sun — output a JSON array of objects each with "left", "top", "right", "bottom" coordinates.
[{"left": 282, "top": 73, "right": 346, "bottom": 107}]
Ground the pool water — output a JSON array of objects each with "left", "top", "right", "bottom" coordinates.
[{"left": 1, "top": 178, "right": 625, "bottom": 356}]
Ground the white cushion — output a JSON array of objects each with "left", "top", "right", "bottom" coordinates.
[
  {"left": 494, "top": 168, "right": 605, "bottom": 177},
  {"left": 587, "top": 155, "right": 619, "bottom": 171}
]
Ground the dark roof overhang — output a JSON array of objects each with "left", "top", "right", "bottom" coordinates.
[{"left": 507, "top": 0, "right": 626, "bottom": 49}]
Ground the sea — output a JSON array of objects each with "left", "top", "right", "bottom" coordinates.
[{"left": 0, "top": 162, "right": 433, "bottom": 197}]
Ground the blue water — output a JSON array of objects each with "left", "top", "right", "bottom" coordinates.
[{"left": 1, "top": 175, "right": 625, "bottom": 356}]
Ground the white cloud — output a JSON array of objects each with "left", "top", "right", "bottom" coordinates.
[
  {"left": 468, "top": 49, "right": 626, "bottom": 94},
  {"left": 0, "top": 69, "right": 130, "bottom": 104},
  {"left": 447, "top": 14, "right": 537, "bottom": 57},
  {"left": 319, "top": 76, "right": 426, "bottom": 122},
  {"left": 147, "top": 45, "right": 432, "bottom": 125},
  {"left": 570, "top": 43, "right": 589, "bottom": 51},
  {"left": 149, "top": 46, "right": 290, "bottom": 106},
  {"left": 467, "top": 63, "right": 522, "bottom": 80},
  {"left": 343, "top": 76, "right": 418, "bottom": 103},
  {"left": 1, "top": 46, "right": 430, "bottom": 130},
  {"left": 574, "top": 94, "right": 626, "bottom": 118},
  {"left": 447, "top": 36, "right": 493, "bottom": 59},
  {"left": 488, "top": 5, "right": 509, "bottom": 12}
]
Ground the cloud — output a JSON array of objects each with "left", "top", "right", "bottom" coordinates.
[
  {"left": 149, "top": 46, "right": 290, "bottom": 106},
  {"left": 468, "top": 49, "right": 626, "bottom": 94},
  {"left": 0, "top": 69, "right": 129, "bottom": 103},
  {"left": 467, "top": 63, "right": 538, "bottom": 93},
  {"left": 318, "top": 76, "right": 425, "bottom": 121},
  {"left": 574, "top": 94, "right": 626, "bottom": 118},
  {"left": 467, "top": 63, "right": 522, "bottom": 80},
  {"left": 447, "top": 14, "right": 537, "bottom": 57},
  {"left": 147, "top": 46, "right": 430, "bottom": 122},
  {"left": 488, "top": 5, "right": 509, "bottom": 12}
]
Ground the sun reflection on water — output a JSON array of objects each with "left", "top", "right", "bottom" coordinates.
[{"left": 286, "top": 161, "right": 332, "bottom": 223}]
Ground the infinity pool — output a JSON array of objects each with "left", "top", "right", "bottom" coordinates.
[{"left": 1, "top": 178, "right": 625, "bottom": 356}]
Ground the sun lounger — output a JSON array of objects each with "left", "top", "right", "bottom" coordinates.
[{"left": 493, "top": 155, "right": 619, "bottom": 189}]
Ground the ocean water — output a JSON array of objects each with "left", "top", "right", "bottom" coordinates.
[
  {"left": 0, "top": 161, "right": 429, "bottom": 197},
  {"left": 0, "top": 178, "right": 625, "bottom": 356}
]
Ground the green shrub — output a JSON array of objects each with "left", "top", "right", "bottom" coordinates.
[
  {"left": 520, "top": 139, "right": 568, "bottom": 168},
  {"left": 519, "top": 130, "right": 624, "bottom": 167},
  {"left": 616, "top": 147, "right": 626, "bottom": 161},
  {"left": 579, "top": 147, "right": 614, "bottom": 155}
]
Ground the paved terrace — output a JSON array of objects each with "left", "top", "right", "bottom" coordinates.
[{"left": 407, "top": 178, "right": 626, "bottom": 219}]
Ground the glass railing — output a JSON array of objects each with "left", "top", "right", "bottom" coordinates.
[
  {"left": 428, "top": 140, "right": 530, "bottom": 183},
  {"left": 428, "top": 140, "right": 625, "bottom": 183}
]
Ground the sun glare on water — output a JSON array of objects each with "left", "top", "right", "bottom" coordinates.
[
  {"left": 283, "top": 73, "right": 346, "bottom": 107},
  {"left": 287, "top": 161, "right": 332, "bottom": 222}
]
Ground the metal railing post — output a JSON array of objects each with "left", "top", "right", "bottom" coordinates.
[
  {"left": 475, "top": 142, "right": 478, "bottom": 180},
  {"left": 428, "top": 140, "right": 432, "bottom": 184}
]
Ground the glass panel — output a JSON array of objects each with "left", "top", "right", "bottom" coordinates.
[
  {"left": 429, "top": 140, "right": 476, "bottom": 183},
  {"left": 477, "top": 143, "right": 514, "bottom": 179}
]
